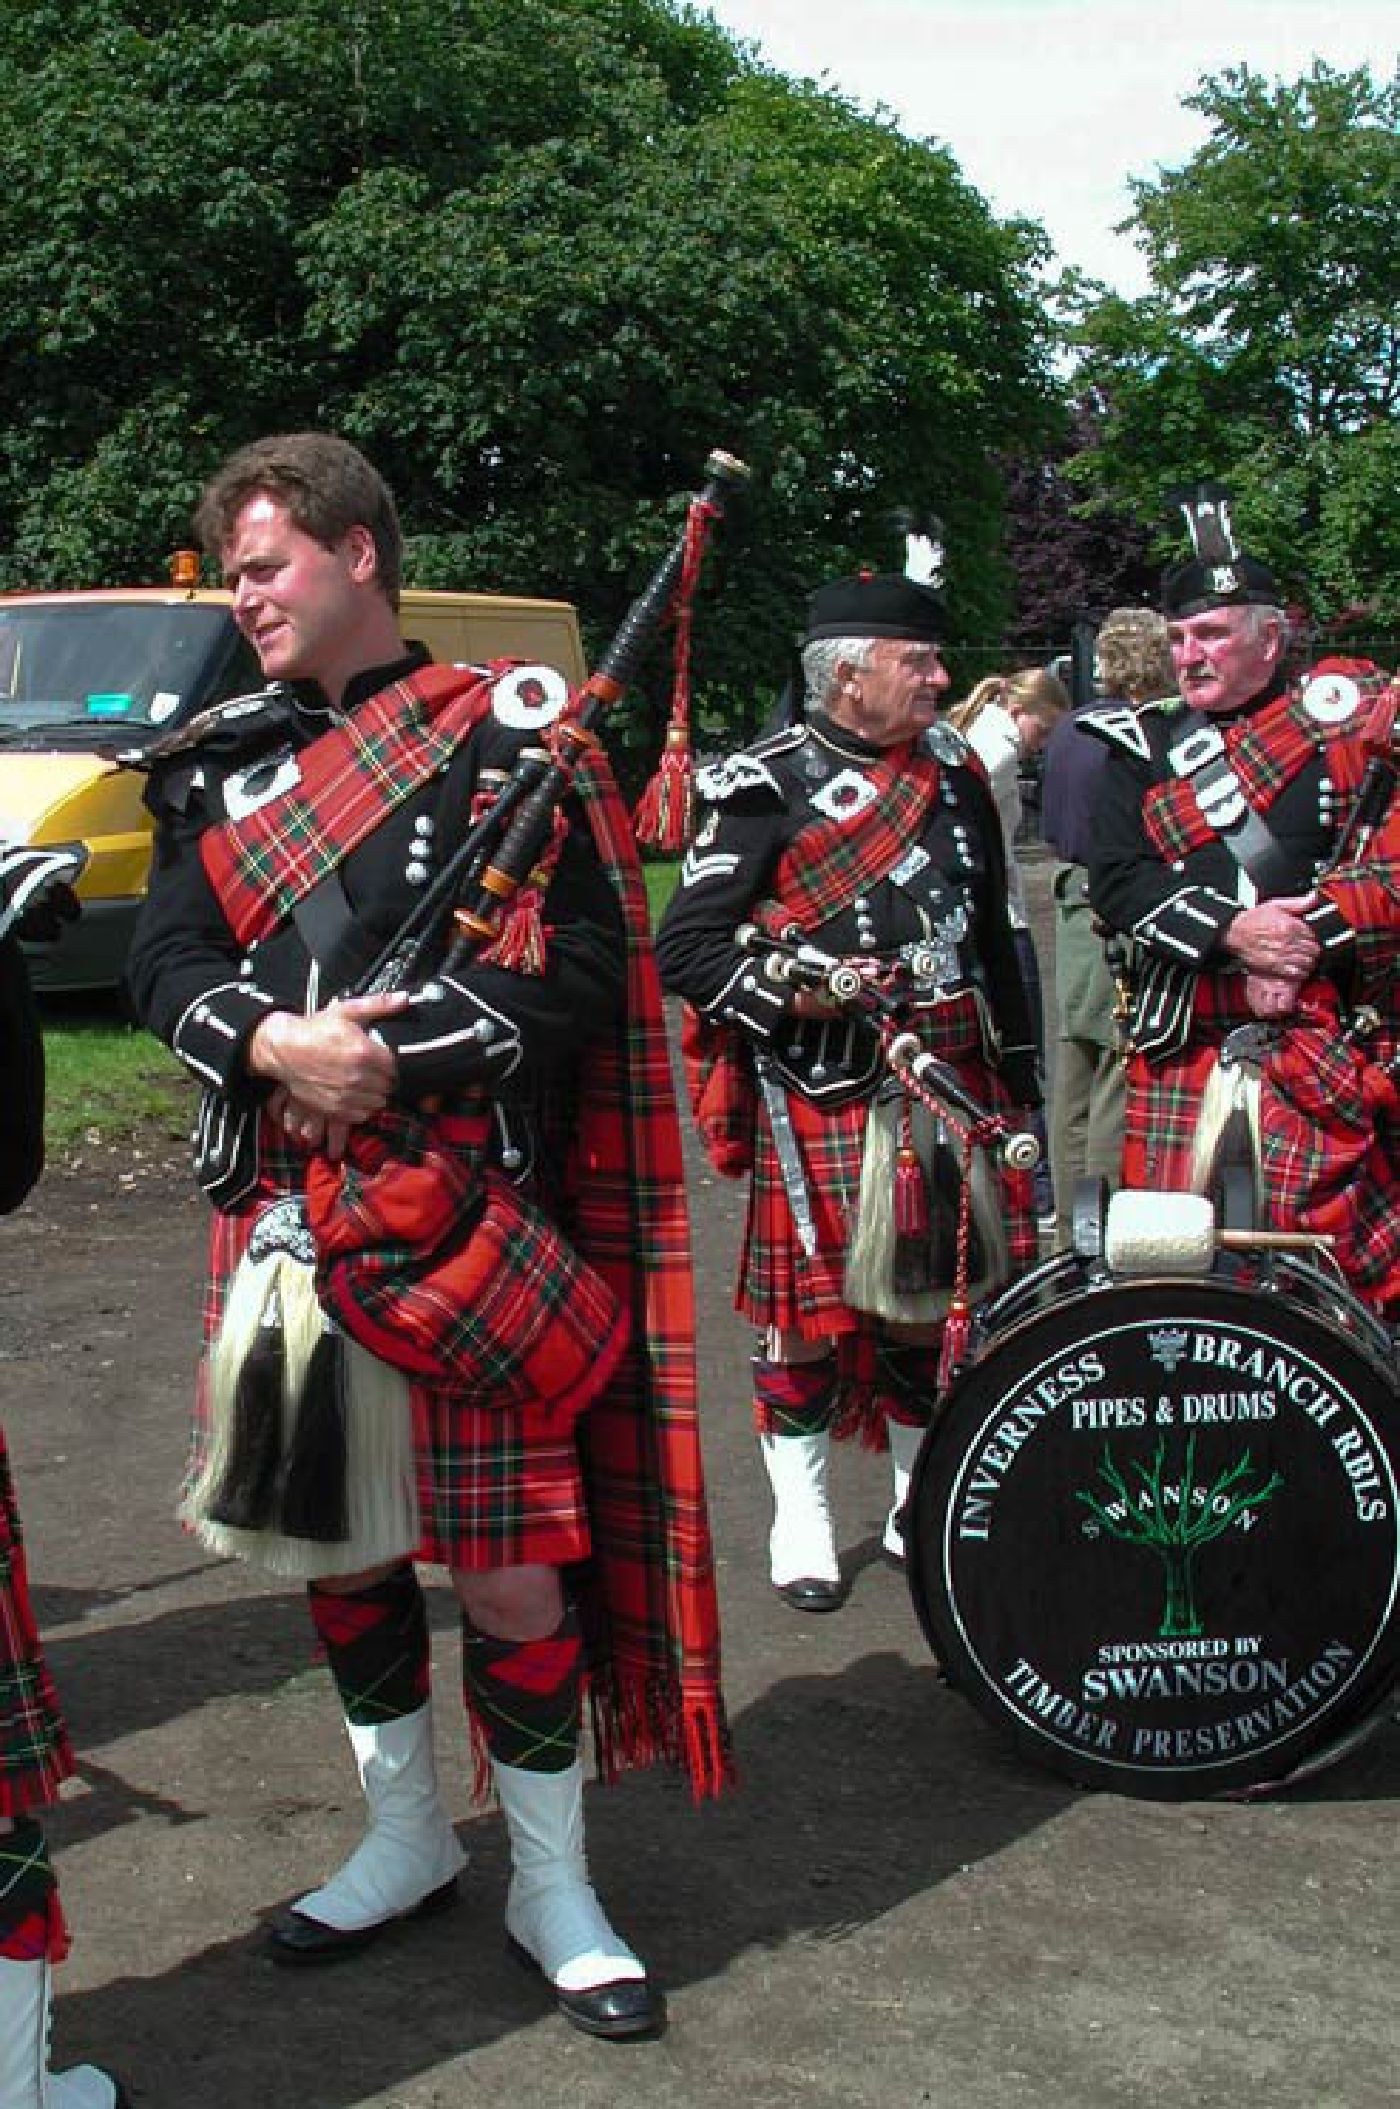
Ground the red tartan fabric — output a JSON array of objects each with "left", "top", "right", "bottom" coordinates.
[
  {"left": 1141, "top": 683, "right": 1374, "bottom": 867},
  {"left": 0, "top": 1433, "right": 73, "bottom": 1819},
  {"left": 305, "top": 1105, "right": 629, "bottom": 1417},
  {"left": 1122, "top": 970, "right": 1260, "bottom": 1189},
  {"left": 739, "top": 997, "right": 1036, "bottom": 1445},
  {"left": 765, "top": 742, "right": 944, "bottom": 929},
  {"left": 197, "top": 690, "right": 730, "bottom": 1799},
  {"left": 199, "top": 664, "right": 496, "bottom": 946},
  {"left": 679, "top": 1003, "right": 757, "bottom": 1177},
  {"left": 566, "top": 750, "right": 730, "bottom": 1797},
  {"left": 1261, "top": 988, "right": 1400, "bottom": 1314}
]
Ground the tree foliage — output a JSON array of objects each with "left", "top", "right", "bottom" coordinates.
[
  {"left": 1068, "top": 61, "right": 1400, "bottom": 630},
  {"left": 0, "top": 0, "right": 1058, "bottom": 749},
  {"left": 999, "top": 402, "right": 1158, "bottom": 646}
]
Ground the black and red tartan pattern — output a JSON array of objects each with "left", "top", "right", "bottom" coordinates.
[
  {"left": 738, "top": 1024, "right": 1037, "bottom": 1339},
  {"left": 305, "top": 1102, "right": 628, "bottom": 1414},
  {"left": 1140, "top": 685, "right": 1374, "bottom": 868},
  {"left": 1261, "top": 989, "right": 1400, "bottom": 1315},
  {"left": 750, "top": 1355, "right": 837, "bottom": 1439},
  {"left": 195, "top": 695, "right": 730, "bottom": 1799},
  {"left": 307, "top": 1564, "right": 431, "bottom": 1728},
  {"left": 199, "top": 663, "right": 495, "bottom": 948},
  {"left": 0, "top": 1435, "right": 73, "bottom": 1825},
  {"left": 0, "top": 1818, "right": 67, "bottom": 1965},
  {"left": 760, "top": 746, "right": 945, "bottom": 932},
  {"left": 1121, "top": 970, "right": 1263, "bottom": 1191},
  {"left": 461, "top": 1608, "right": 583, "bottom": 1774}
]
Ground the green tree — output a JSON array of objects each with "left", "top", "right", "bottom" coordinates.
[
  {"left": 0, "top": 0, "right": 1058, "bottom": 754},
  {"left": 1069, "top": 61, "right": 1400, "bottom": 630},
  {"left": 1079, "top": 1435, "right": 1283, "bottom": 1640}
]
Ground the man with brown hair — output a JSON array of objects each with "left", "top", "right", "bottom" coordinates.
[{"left": 129, "top": 432, "right": 727, "bottom": 2040}]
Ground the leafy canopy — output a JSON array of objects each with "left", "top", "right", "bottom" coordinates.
[
  {"left": 0, "top": 0, "right": 1059, "bottom": 743},
  {"left": 1068, "top": 61, "right": 1400, "bottom": 631}
]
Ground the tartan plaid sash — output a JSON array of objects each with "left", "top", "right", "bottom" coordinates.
[
  {"left": 682, "top": 742, "right": 946, "bottom": 1176},
  {"left": 1261, "top": 987, "right": 1400, "bottom": 1314},
  {"left": 200, "top": 663, "right": 496, "bottom": 946},
  {"left": 558, "top": 750, "right": 731, "bottom": 1795},
  {"left": 763, "top": 742, "right": 945, "bottom": 933},
  {"left": 1143, "top": 684, "right": 1371, "bottom": 866}
]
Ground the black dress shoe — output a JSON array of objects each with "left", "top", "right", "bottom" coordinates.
[
  {"left": 508, "top": 1935, "right": 667, "bottom": 2040},
  {"left": 776, "top": 1575, "right": 845, "bottom": 1612},
  {"left": 265, "top": 1875, "right": 460, "bottom": 1966}
]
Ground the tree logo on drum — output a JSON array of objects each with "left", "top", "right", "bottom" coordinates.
[{"left": 1077, "top": 1434, "right": 1283, "bottom": 1638}]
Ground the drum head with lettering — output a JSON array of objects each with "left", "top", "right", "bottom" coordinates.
[{"left": 907, "top": 1276, "right": 1400, "bottom": 1797}]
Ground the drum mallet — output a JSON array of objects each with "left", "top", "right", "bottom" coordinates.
[{"left": 1104, "top": 1190, "right": 1336, "bottom": 1278}]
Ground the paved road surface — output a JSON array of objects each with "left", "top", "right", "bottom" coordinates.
[{"left": 0, "top": 851, "right": 1394, "bottom": 2108}]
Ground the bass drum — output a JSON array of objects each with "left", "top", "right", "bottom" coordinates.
[{"left": 906, "top": 1250, "right": 1400, "bottom": 1797}]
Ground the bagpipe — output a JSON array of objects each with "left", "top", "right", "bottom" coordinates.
[
  {"left": 188, "top": 451, "right": 751, "bottom": 1574},
  {"left": 731, "top": 922, "right": 1039, "bottom": 1383}
]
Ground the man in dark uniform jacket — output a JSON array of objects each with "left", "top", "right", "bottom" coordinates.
[
  {"left": 656, "top": 572, "right": 1039, "bottom": 1609},
  {"left": 1084, "top": 489, "right": 1400, "bottom": 1312},
  {"left": 127, "top": 434, "right": 728, "bottom": 2041}
]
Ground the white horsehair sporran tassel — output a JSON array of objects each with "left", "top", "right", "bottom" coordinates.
[
  {"left": 844, "top": 1083, "right": 1008, "bottom": 1323},
  {"left": 1187, "top": 1051, "right": 1263, "bottom": 1211},
  {"left": 185, "top": 1199, "right": 419, "bottom": 1579}
]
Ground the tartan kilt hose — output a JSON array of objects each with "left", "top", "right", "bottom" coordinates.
[{"left": 0, "top": 1431, "right": 74, "bottom": 1817}]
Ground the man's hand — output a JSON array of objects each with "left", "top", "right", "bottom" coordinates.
[
  {"left": 246, "top": 992, "right": 409, "bottom": 1130},
  {"left": 1222, "top": 894, "right": 1321, "bottom": 979}
]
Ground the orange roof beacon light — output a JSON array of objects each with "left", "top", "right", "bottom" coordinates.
[{"left": 168, "top": 547, "right": 202, "bottom": 590}]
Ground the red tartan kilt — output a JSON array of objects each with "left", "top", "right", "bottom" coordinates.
[
  {"left": 409, "top": 1387, "right": 592, "bottom": 1571},
  {"left": 0, "top": 1432, "right": 74, "bottom": 1817},
  {"left": 739, "top": 1088, "right": 868, "bottom": 1333},
  {"left": 197, "top": 1124, "right": 596, "bottom": 1575},
  {"left": 739, "top": 1061, "right": 1036, "bottom": 1336},
  {"left": 1123, "top": 976, "right": 1258, "bottom": 1189}
]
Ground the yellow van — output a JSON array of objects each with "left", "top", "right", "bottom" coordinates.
[{"left": 0, "top": 576, "right": 587, "bottom": 993}]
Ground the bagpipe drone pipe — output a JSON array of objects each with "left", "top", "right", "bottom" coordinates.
[{"left": 188, "top": 451, "right": 751, "bottom": 1574}]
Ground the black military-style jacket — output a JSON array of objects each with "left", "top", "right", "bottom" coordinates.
[
  {"left": 655, "top": 709, "right": 1038, "bottom": 1105},
  {"left": 126, "top": 649, "right": 624, "bottom": 1118},
  {"left": 1083, "top": 676, "right": 1362, "bottom": 1055}
]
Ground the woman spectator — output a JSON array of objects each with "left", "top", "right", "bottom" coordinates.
[{"left": 947, "top": 667, "right": 1070, "bottom": 1224}]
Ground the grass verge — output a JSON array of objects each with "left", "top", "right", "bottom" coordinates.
[
  {"left": 39, "top": 1003, "right": 192, "bottom": 1154},
  {"left": 38, "top": 859, "right": 683, "bottom": 1154}
]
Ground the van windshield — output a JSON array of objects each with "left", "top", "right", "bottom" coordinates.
[{"left": 0, "top": 601, "right": 246, "bottom": 744}]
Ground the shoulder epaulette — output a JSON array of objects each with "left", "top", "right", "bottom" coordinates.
[
  {"left": 1078, "top": 703, "right": 1155, "bottom": 761},
  {"left": 922, "top": 720, "right": 972, "bottom": 768},
  {"left": 695, "top": 749, "right": 788, "bottom": 806},
  {"left": 747, "top": 724, "right": 808, "bottom": 761},
  {"left": 115, "top": 685, "right": 297, "bottom": 772}
]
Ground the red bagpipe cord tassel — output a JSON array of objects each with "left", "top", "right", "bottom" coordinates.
[
  {"left": 633, "top": 719, "right": 695, "bottom": 853},
  {"left": 632, "top": 497, "right": 718, "bottom": 852},
  {"left": 936, "top": 1133, "right": 978, "bottom": 1393},
  {"left": 479, "top": 807, "right": 567, "bottom": 975},
  {"left": 893, "top": 1095, "right": 929, "bottom": 1235}
]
